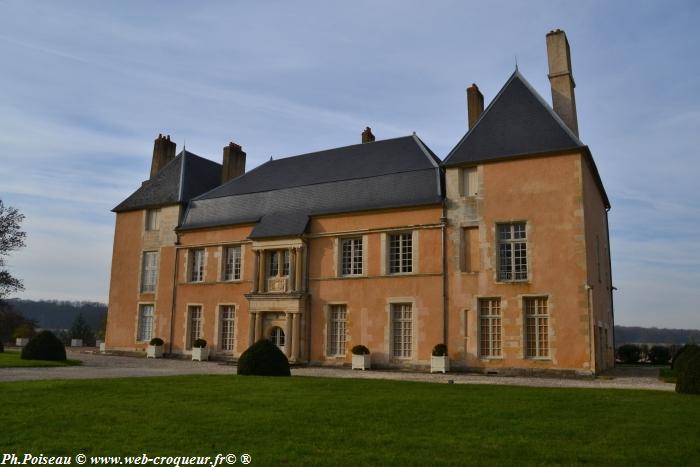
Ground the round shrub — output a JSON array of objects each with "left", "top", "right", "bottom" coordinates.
[
  {"left": 149, "top": 337, "right": 164, "bottom": 346},
  {"left": 648, "top": 345, "right": 671, "bottom": 365},
  {"left": 193, "top": 338, "right": 207, "bottom": 348},
  {"left": 432, "top": 344, "right": 447, "bottom": 357},
  {"left": 237, "top": 339, "right": 290, "bottom": 376},
  {"left": 21, "top": 331, "right": 66, "bottom": 361},
  {"left": 672, "top": 344, "right": 700, "bottom": 370},
  {"left": 616, "top": 344, "right": 641, "bottom": 364},
  {"left": 676, "top": 352, "right": 700, "bottom": 395},
  {"left": 351, "top": 345, "right": 370, "bottom": 355}
]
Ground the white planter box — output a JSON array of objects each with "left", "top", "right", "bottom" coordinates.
[
  {"left": 147, "top": 345, "right": 164, "bottom": 358},
  {"left": 95, "top": 339, "right": 103, "bottom": 349},
  {"left": 192, "top": 347, "right": 209, "bottom": 361},
  {"left": 15, "top": 337, "right": 30, "bottom": 347},
  {"left": 71, "top": 339, "right": 83, "bottom": 347},
  {"left": 99, "top": 342, "right": 106, "bottom": 353},
  {"left": 431, "top": 355, "right": 450, "bottom": 373},
  {"left": 352, "top": 354, "right": 371, "bottom": 370}
]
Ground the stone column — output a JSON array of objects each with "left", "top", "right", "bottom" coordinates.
[
  {"left": 295, "top": 247, "right": 303, "bottom": 292},
  {"left": 248, "top": 312, "right": 256, "bottom": 346},
  {"left": 254, "top": 312, "right": 262, "bottom": 341},
  {"left": 257, "top": 251, "right": 266, "bottom": 293},
  {"left": 252, "top": 250, "right": 259, "bottom": 293},
  {"left": 284, "top": 312, "right": 293, "bottom": 358},
  {"left": 288, "top": 248, "right": 296, "bottom": 292},
  {"left": 292, "top": 313, "right": 300, "bottom": 361}
]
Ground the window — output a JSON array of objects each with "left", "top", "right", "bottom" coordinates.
[
  {"left": 223, "top": 246, "right": 241, "bottom": 281},
  {"left": 189, "top": 249, "right": 205, "bottom": 282},
  {"left": 391, "top": 303, "right": 413, "bottom": 358},
  {"left": 525, "top": 297, "right": 549, "bottom": 358},
  {"left": 389, "top": 233, "right": 413, "bottom": 274},
  {"left": 137, "top": 304, "right": 154, "bottom": 342},
  {"left": 188, "top": 305, "right": 202, "bottom": 349},
  {"left": 327, "top": 305, "right": 347, "bottom": 356},
  {"left": 220, "top": 305, "right": 235, "bottom": 352},
  {"left": 145, "top": 208, "right": 160, "bottom": 231},
  {"left": 267, "top": 250, "right": 289, "bottom": 277},
  {"left": 341, "top": 238, "right": 363, "bottom": 276},
  {"left": 270, "top": 326, "right": 285, "bottom": 349},
  {"left": 462, "top": 167, "right": 478, "bottom": 196},
  {"left": 497, "top": 223, "right": 527, "bottom": 281},
  {"left": 141, "top": 251, "right": 158, "bottom": 293},
  {"left": 479, "top": 298, "right": 501, "bottom": 358}
]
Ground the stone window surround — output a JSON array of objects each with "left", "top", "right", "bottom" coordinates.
[
  {"left": 183, "top": 303, "right": 205, "bottom": 351},
  {"left": 385, "top": 297, "right": 417, "bottom": 362},
  {"left": 323, "top": 302, "right": 348, "bottom": 358},
  {"left": 144, "top": 208, "right": 160, "bottom": 231},
  {"left": 334, "top": 235, "right": 368, "bottom": 278},
  {"left": 493, "top": 220, "right": 530, "bottom": 284},
  {"left": 476, "top": 296, "right": 503, "bottom": 360},
  {"left": 218, "top": 244, "right": 245, "bottom": 283},
  {"left": 215, "top": 303, "right": 237, "bottom": 355},
  {"left": 522, "top": 295, "right": 551, "bottom": 360},
  {"left": 380, "top": 230, "right": 419, "bottom": 276},
  {"left": 135, "top": 302, "right": 155, "bottom": 343},
  {"left": 140, "top": 250, "right": 159, "bottom": 294}
]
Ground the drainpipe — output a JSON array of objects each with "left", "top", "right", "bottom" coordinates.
[
  {"left": 168, "top": 234, "right": 180, "bottom": 355},
  {"left": 441, "top": 202, "right": 448, "bottom": 346}
]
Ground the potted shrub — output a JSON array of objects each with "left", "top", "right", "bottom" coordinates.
[
  {"left": 13, "top": 323, "right": 34, "bottom": 347},
  {"left": 351, "top": 345, "right": 371, "bottom": 370},
  {"left": 192, "top": 338, "right": 209, "bottom": 361},
  {"left": 431, "top": 344, "right": 449, "bottom": 373},
  {"left": 147, "top": 337, "right": 164, "bottom": 358}
]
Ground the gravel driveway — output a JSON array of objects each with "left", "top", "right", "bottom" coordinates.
[{"left": 0, "top": 350, "right": 674, "bottom": 391}]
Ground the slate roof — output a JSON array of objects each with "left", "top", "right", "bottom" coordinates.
[
  {"left": 179, "top": 135, "right": 443, "bottom": 238},
  {"left": 113, "top": 151, "right": 222, "bottom": 212},
  {"left": 444, "top": 70, "right": 610, "bottom": 208}
]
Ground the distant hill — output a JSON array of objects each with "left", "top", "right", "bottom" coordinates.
[
  {"left": 9, "top": 299, "right": 107, "bottom": 330},
  {"left": 615, "top": 325, "right": 700, "bottom": 346}
]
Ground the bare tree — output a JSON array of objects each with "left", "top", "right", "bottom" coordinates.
[{"left": 0, "top": 200, "right": 26, "bottom": 298}]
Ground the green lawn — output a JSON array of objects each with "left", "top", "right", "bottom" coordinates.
[
  {"left": 0, "top": 351, "right": 81, "bottom": 368},
  {"left": 1, "top": 376, "right": 698, "bottom": 466}
]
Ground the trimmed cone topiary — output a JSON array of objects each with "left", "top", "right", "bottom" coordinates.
[
  {"left": 21, "top": 331, "right": 66, "bottom": 361},
  {"left": 676, "top": 352, "right": 700, "bottom": 395},
  {"left": 237, "top": 339, "right": 290, "bottom": 376}
]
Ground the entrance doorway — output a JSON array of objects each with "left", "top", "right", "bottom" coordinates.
[{"left": 270, "top": 326, "right": 285, "bottom": 351}]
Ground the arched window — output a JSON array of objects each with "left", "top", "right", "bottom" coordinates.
[{"left": 270, "top": 326, "right": 285, "bottom": 348}]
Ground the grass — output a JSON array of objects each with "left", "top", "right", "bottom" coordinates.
[
  {"left": 1, "top": 376, "right": 699, "bottom": 466},
  {"left": 660, "top": 367, "right": 678, "bottom": 383},
  {"left": 0, "top": 351, "right": 81, "bottom": 368}
]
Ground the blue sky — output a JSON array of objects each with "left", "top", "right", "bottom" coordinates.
[{"left": 1, "top": 1, "right": 698, "bottom": 328}]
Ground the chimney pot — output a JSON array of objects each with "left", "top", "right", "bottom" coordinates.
[
  {"left": 150, "top": 133, "right": 177, "bottom": 179},
  {"left": 466, "top": 83, "right": 484, "bottom": 130},
  {"left": 222, "top": 140, "right": 246, "bottom": 183},
  {"left": 546, "top": 28, "right": 579, "bottom": 136},
  {"left": 361, "top": 127, "right": 375, "bottom": 143}
]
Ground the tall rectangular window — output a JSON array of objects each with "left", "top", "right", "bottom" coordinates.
[
  {"left": 189, "top": 249, "right": 205, "bottom": 282},
  {"left": 188, "top": 305, "right": 202, "bottom": 349},
  {"left": 141, "top": 251, "right": 159, "bottom": 293},
  {"left": 327, "top": 304, "right": 347, "bottom": 356},
  {"left": 267, "top": 250, "right": 290, "bottom": 277},
  {"left": 220, "top": 305, "right": 235, "bottom": 352},
  {"left": 137, "top": 304, "right": 154, "bottom": 342},
  {"left": 341, "top": 238, "right": 363, "bottom": 276},
  {"left": 389, "top": 233, "right": 412, "bottom": 274},
  {"left": 525, "top": 297, "right": 549, "bottom": 358},
  {"left": 145, "top": 208, "right": 160, "bottom": 231},
  {"left": 282, "top": 250, "right": 290, "bottom": 276},
  {"left": 479, "top": 298, "right": 501, "bottom": 358},
  {"left": 462, "top": 167, "right": 478, "bottom": 196},
  {"left": 223, "top": 246, "right": 242, "bottom": 281},
  {"left": 497, "top": 223, "right": 527, "bottom": 281},
  {"left": 391, "top": 303, "right": 413, "bottom": 358}
]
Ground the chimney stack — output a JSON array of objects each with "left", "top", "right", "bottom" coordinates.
[
  {"left": 467, "top": 84, "right": 484, "bottom": 130},
  {"left": 361, "top": 127, "right": 375, "bottom": 144},
  {"left": 150, "top": 134, "right": 176, "bottom": 179},
  {"left": 546, "top": 29, "right": 579, "bottom": 136},
  {"left": 222, "top": 141, "right": 246, "bottom": 183}
]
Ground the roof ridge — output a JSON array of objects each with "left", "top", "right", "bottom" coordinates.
[{"left": 266, "top": 134, "right": 415, "bottom": 164}]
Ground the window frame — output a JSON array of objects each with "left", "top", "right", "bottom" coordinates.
[
  {"left": 187, "top": 305, "right": 203, "bottom": 350},
  {"left": 140, "top": 250, "right": 159, "bottom": 293},
  {"left": 136, "top": 304, "right": 154, "bottom": 343},
  {"left": 145, "top": 208, "right": 160, "bottom": 231},
  {"left": 479, "top": 298, "right": 502, "bottom": 359},
  {"left": 222, "top": 245, "right": 242, "bottom": 282},
  {"left": 461, "top": 167, "right": 478, "bottom": 197},
  {"left": 340, "top": 237, "right": 363, "bottom": 277},
  {"left": 188, "top": 248, "right": 205, "bottom": 283},
  {"left": 219, "top": 305, "right": 236, "bottom": 353},
  {"left": 496, "top": 222, "right": 528, "bottom": 282},
  {"left": 390, "top": 303, "right": 413, "bottom": 359},
  {"left": 326, "top": 304, "right": 347, "bottom": 357},
  {"left": 388, "top": 232, "right": 413, "bottom": 275},
  {"left": 524, "top": 296, "right": 550, "bottom": 359}
]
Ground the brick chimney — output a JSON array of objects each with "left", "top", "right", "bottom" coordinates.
[
  {"left": 546, "top": 29, "right": 579, "bottom": 136},
  {"left": 361, "top": 127, "right": 375, "bottom": 143},
  {"left": 150, "top": 134, "right": 176, "bottom": 179},
  {"left": 467, "top": 84, "right": 484, "bottom": 130},
  {"left": 222, "top": 141, "right": 246, "bottom": 183}
]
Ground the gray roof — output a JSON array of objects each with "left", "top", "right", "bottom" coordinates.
[
  {"left": 180, "top": 135, "right": 443, "bottom": 238},
  {"left": 444, "top": 70, "right": 584, "bottom": 166},
  {"left": 113, "top": 151, "right": 221, "bottom": 212}
]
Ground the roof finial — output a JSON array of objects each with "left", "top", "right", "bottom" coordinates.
[
  {"left": 183, "top": 137, "right": 186, "bottom": 156},
  {"left": 515, "top": 55, "right": 518, "bottom": 71}
]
